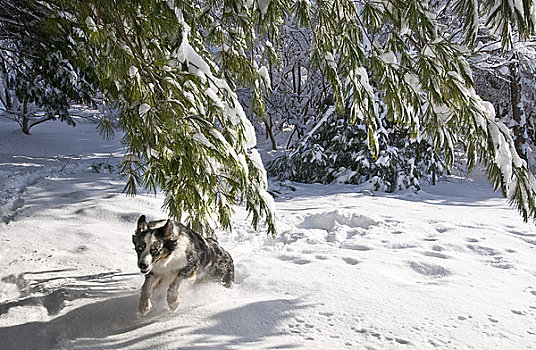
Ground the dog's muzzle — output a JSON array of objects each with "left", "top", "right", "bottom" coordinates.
[{"left": 138, "top": 262, "right": 151, "bottom": 275}]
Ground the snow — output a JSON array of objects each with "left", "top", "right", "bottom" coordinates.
[
  {"left": 204, "top": 87, "right": 225, "bottom": 110},
  {"left": 378, "top": 51, "right": 398, "bottom": 65},
  {"left": 404, "top": 72, "right": 421, "bottom": 93},
  {"left": 138, "top": 103, "right": 151, "bottom": 116},
  {"left": 128, "top": 66, "right": 138, "bottom": 78},
  {"left": 325, "top": 52, "right": 337, "bottom": 70},
  {"left": 258, "top": 0, "right": 272, "bottom": 18},
  {"left": 172, "top": 19, "right": 257, "bottom": 150},
  {"left": 85, "top": 17, "right": 97, "bottom": 32},
  {"left": 354, "top": 67, "right": 374, "bottom": 96},
  {"left": 258, "top": 65, "right": 271, "bottom": 89},
  {"left": 1, "top": 118, "right": 536, "bottom": 349},
  {"left": 306, "top": 105, "right": 335, "bottom": 139}
]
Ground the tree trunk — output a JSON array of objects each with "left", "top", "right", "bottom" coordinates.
[
  {"left": 22, "top": 99, "right": 30, "bottom": 135},
  {"left": 22, "top": 117, "right": 31, "bottom": 135},
  {"left": 264, "top": 115, "right": 277, "bottom": 150},
  {"left": 509, "top": 55, "right": 527, "bottom": 161}
]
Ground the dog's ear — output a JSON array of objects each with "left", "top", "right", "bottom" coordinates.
[
  {"left": 162, "top": 219, "right": 174, "bottom": 238},
  {"left": 137, "top": 215, "right": 147, "bottom": 232},
  {"left": 162, "top": 219, "right": 178, "bottom": 249}
]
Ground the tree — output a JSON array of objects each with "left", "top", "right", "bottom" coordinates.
[
  {"left": 32, "top": 0, "right": 536, "bottom": 232},
  {"left": 238, "top": 18, "right": 327, "bottom": 150},
  {"left": 470, "top": 41, "right": 536, "bottom": 171},
  {"left": 0, "top": 0, "right": 95, "bottom": 134}
]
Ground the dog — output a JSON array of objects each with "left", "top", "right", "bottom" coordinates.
[{"left": 132, "top": 215, "right": 234, "bottom": 315}]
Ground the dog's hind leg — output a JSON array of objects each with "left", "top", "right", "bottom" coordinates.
[
  {"left": 222, "top": 265, "right": 234, "bottom": 288},
  {"left": 139, "top": 274, "right": 157, "bottom": 316},
  {"left": 219, "top": 251, "right": 235, "bottom": 288}
]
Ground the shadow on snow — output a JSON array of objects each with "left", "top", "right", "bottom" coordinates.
[{"left": 0, "top": 295, "right": 305, "bottom": 350}]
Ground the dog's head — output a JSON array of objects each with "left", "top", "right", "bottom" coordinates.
[{"left": 132, "top": 215, "right": 178, "bottom": 275}]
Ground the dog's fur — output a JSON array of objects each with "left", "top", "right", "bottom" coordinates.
[{"left": 132, "top": 215, "right": 234, "bottom": 315}]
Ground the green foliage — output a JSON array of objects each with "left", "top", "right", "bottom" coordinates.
[
  {"left": 58, "top": 0, "right": 279, "bottom": 234},
  {"left": 15, "top": 0, "right": 535, "bottom": 232}
]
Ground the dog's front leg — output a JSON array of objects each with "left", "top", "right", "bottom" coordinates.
[
  {"left": 166, "top": 275, "right": 184, "bottom": 311},
  {"left": 139, "top": 274, "right": 156, "bottom": 316},
  {"left": 167, "top": 261, "right": 200, "bottom": 311}
]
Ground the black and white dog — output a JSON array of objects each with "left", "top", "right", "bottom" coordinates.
[{"left": 132, "top": 215, "right": 234, "bottom": 315}]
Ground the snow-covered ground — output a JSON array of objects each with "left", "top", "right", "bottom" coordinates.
[{"left": 0, "top": 118, "right": 535, "bottom": 349}]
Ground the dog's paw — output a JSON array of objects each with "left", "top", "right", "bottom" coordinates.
[
  {"left": 167, "top": 292, "right": 181, "bottom": 311},
  {"left": 138, "top": 298, "right": 152, "bottom": 316}
]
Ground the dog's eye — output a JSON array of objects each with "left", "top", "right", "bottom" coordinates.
[{"left": 137, "top": 244, "right": 145, "bottom": 252}]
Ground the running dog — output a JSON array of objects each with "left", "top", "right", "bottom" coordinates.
[{"left": 132, "top": 215, "right": 234, "bottom": 315}]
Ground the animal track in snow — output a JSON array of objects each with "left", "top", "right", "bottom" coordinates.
[
  {"left": 511, "top": 309, "right": 526, "bottom": 316},
  {"left": 277, "top": 255, "right": 311, "bottom": 265},
  {"left": 435, "top": 226, "right": 453, "bottom": 233},
  {"left": 491, "top": 264, "right": 513, "bottom": 269},
  {"left": 342, "top": 257, "right": 360, "bottom": 265},
  {"left": 466, "top": 245, "right": 500, "bottom": 256},
  {"left": 276, "top": 231, "right": 307, "bottom": 245},
  {"left": 385, "top": 243, "right": 417, "bottom": 249},
  {"left": 395, "top": 338, "right": 411, "bottom": 345},
  {"left": 409, "top": 262, "right": 451, "bottom": 278},
  {"left": 351, "top": 327, "right": 367, "bottom": 334},
  {"left": 507, "top": 230, "right": 536, "bottom": 238},
  {"left": 315, "top": 255, "right": 329, "bottom": 261},
  {"left": 421, "top": 251, "right": 449, "bottom": 259},
  {"left": 340, "top": 242, "right": 372, "bottom": 251},
  {"left": 350, "top": 326, "right": 411, "bottom": 346}
]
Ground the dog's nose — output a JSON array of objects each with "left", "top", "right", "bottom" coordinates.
[{"left": 139, "top": 262, "right": 148, "bottom": 270}]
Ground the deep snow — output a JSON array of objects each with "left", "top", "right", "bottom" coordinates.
[{"left": 0, "top": 118, "right": 535, "bottom": 349}]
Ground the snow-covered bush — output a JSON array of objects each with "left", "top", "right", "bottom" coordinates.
[{"left": 268, "top": 105, "right": 444, "bottom": 192}]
